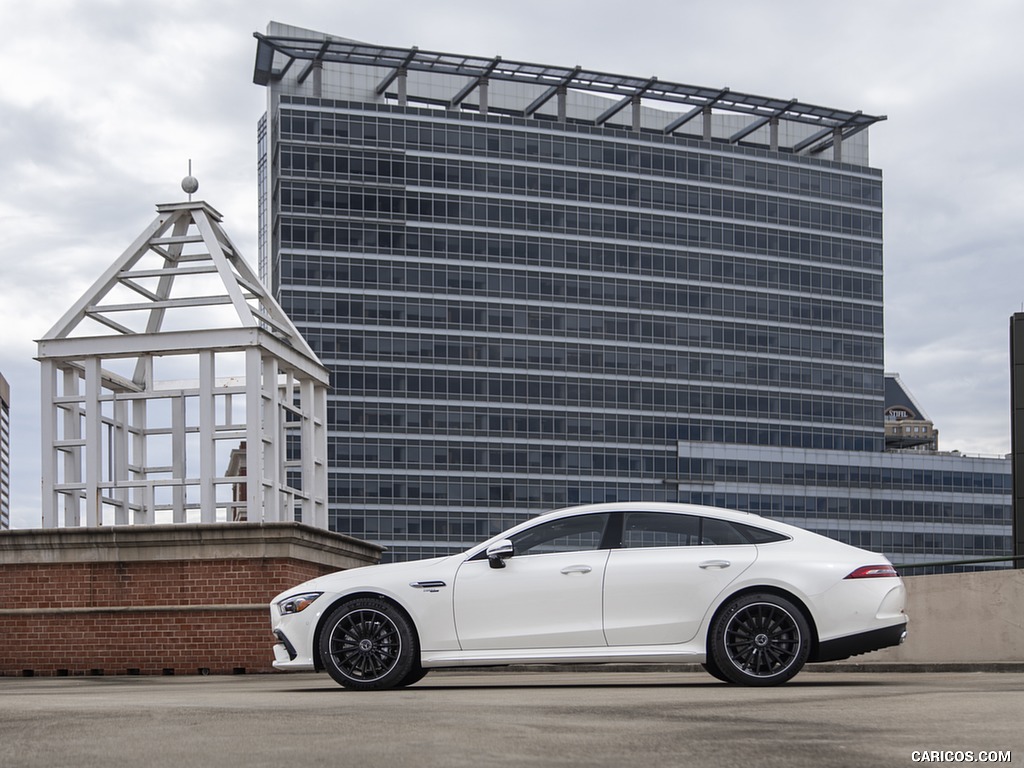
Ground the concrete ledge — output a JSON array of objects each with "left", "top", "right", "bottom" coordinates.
[
  {"left": 0, "top": 522, "right": 382, "bottom": 571},
  {"left": 871, "top": 569, "right": 1024, "bottom": 663}
]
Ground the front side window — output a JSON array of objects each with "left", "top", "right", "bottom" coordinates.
[{"left": 510, "top": 513, "right": 610, "bottom": 556}]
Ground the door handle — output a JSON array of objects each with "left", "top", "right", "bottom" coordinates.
[
  {"left": 699, "top": 560, "right": 731, "bottom": 570},
  {"left": 560, "top": 565, "right": 593, "bottom": 575}
]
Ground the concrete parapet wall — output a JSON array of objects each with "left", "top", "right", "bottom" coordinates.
[
  {"left": 0, "top": 524, "right": 381, "bottom": 676},
  {"left": 871, "top": 569, "right": 1024, "bottom": 663}
]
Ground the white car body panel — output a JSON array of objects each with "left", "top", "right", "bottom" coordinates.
[
  {"left": 268, "top": 502, "right": 908, "bottom": 683},
  {"left": 453, "top": 550, "right": 609, "bottom": 649},
  {"left": 603, "top": 545, "right": 757, "bottom": 645}
]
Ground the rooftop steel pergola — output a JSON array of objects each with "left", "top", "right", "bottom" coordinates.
[
  {"left": 254, "top": 32, "right": 885, "bottom": 155},
  {"left": 37, "top": 199, "right": 329, "bottom": 529}
]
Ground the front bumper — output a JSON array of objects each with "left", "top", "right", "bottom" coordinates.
[
  {"left": 272, "top": 643, "right": 316, "bottom": 670},
  {"left": 270, "top": 603, "right": 320, "bottom": 672}
]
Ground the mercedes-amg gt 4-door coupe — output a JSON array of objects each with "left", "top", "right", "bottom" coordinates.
[{"left": 270, "top": 502, "right": 908, "bottom": 688}]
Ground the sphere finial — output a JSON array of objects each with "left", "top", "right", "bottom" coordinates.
[{"left": 182, "top": 159, "right": 198, "bottom": 200}]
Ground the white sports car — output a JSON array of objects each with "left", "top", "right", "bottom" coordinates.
[{"left": 270, "top": 502, "right": 908, "bottom": 688}]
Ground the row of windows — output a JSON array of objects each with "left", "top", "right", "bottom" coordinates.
[
  {"left": 681, "top": 459, "right": 1012, "bottom": 494},
  {"left": 277, "top": 107, "right": 882, "bottom": 204},
  {"left": 279, "top": 162, "right": 881, "bottom": 238},
  {"left": 310, "top": 333, "right": 881, "bottom": 392},
  {"left": 405, "top": 182, "right": 880, "bottom": 238},
  {"left": 295, "top": 289, "right": 880, "bottom": 336},
  {"left": 333, "top": 510, "right": 511, "bottom": 542},
  {"left": 329, "top": 478, "right": 669, "bottom": 506},
  {"left": 278, "top": 219, "right": 880, "bottom": 270},
  {"left": 403, "top": 157, "right": 880, "bottom": 224},
  {"left": 281, "top": 198, "right": 880, "bottom": 263},
  {"left": 683, "top": 492, "right": 1010, "bottom": 524},
  {"left": 406, "top": 193, "right": 878, "bottom": 240},
  {"left": 833, "top": 530, "right": 1011, "bottom": 558},
  {"left": 280, "top": 148, "right": 403, "bottom": 179},
  {"left": 283, "top": 253, "right": 883, "bottom": 302},
  {"left": 325, "top": 479, "right": 1009, "bottom": 532},
  {"left": 329, "top": 441, "right": 1011, "bottom": 492},
  {"left": 330, "top": 371, "right": 880, "bottom": 423},
  {"left": 330, "top": 441, "right": 675, "bottom": 475},
  {"left": 284, "top": 263, "right": 881, "bottom": 322},
  {"left": 286, "top": 298, "right": 883, "bottom": 361},
  {"left": 329, "top": 406, "right": 881, "bottom": 451}
]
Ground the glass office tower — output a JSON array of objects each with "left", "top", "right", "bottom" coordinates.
[{"left": 254, "top": 23, "right": 1011, "bottom": 567}]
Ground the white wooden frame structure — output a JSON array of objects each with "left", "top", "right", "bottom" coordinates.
[{"left": 37, "top": 200, "right": 329, "bottom": 528}]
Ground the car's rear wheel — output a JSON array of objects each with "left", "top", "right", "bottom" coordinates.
[
  {"left": 710, "top": 593, "right": 810, "bottom": 686},
  {"left": 396, "top": 664, "right": 430, "bottom": 687},
  {"left": 319, "top": 598, "right": 418, "bottom": 690}
]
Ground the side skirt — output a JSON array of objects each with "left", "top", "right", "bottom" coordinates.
[{"left": 421, "top": 644, "right": 705, "bottom": 668}]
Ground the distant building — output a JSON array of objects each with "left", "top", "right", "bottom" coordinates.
[
  {"left": 1008, "top": 313, "right": 1024, "bottom": 567},
  {"left": 253, "top": 23, "right": 1011, "bottom": 569},
  {"left": 885, "top": 373, "right": 939, "bottom": 451},
  {"left": 1, "top": 372, "right": 9, "bottom": 530}
]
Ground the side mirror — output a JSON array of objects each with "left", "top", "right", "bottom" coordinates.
[{"left": 486, "top": 539, "right": 514, "bottom": 569}]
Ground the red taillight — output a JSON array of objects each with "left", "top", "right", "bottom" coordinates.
[{"left": 845, "top": 564, "right": 899, "bottom": 579}]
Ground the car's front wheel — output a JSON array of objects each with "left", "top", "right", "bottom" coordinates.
[
  {"left": 319, "top": 598, "right": 418, "bottom": 690},
  {"left": 701, "top": 656, "right": 733, "bottom": 684},
  {"left": 709, "top": 593, "right": 810, "bottom": 686}
]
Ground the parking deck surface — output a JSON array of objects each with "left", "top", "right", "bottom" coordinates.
[{"left": 0, "top": 670, "right": 1021, "bottom": 768}]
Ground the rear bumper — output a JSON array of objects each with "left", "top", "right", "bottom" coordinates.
[{"left": 811, "top": 621, "right": 908, "bottom": 663}]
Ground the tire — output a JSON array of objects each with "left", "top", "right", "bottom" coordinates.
[
  {"left": 701, "top": 657, "right": 734, "bottom": 684},
  {"left": 709, "top": 593, "right": 810, "bottom": 686},
  {"left": 395, "top": 665, "right": 430, "bottom": 688},
  {"left": 319, "top": 598, "right": 419, "bottom": 691}
]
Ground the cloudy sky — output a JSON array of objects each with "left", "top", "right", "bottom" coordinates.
[{"left": 2, "top": 0, "right": 1022, "bottom": 528}]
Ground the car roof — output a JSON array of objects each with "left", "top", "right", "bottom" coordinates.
[{"left": 539, "top": 501, "right": 761, "bottom": 523}]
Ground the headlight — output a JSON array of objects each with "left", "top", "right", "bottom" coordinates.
[{"left": 277, "top": 592, "right": 323, "bottom": 615}]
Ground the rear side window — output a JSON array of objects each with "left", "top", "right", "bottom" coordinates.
[
  {"left": 622, "top": 512, "right": 700, "bottom": 548},
  {"left": 619, "top": 512, "right": 791, "bottom": 548},
  {"left": 619, "top": 512, "right": 788, "bottom": 548},
  {"left": 733, "top": 522, "right": 790, "bottom": 544},
  {"left": 700, "top": 517, "right": 750, "bottom": 545}
]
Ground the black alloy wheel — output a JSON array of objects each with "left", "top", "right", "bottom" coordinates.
[
  {"left": 319, "top": 598, "right": 418, "bottom": 690},
  {"left": 710, "top": 593, "right": 810, "bottom": 686}
]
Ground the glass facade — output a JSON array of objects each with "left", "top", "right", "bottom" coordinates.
[{"left": 256, "top": 28, "right": 1011, "bottom": 568}]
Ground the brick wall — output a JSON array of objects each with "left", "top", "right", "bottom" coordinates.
[{"left": 0, "top": 524, "right": 382, "bottom": 677}]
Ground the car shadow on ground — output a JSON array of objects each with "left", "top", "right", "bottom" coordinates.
[{"left": 282, "top": 676, "right": 891, "bottom": 693}]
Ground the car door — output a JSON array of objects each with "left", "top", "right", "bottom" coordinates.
[
  {"left": 453, "top": 513, "right": 610, "bottom": 650},
  {"left": 602, "top": 511, "right": 758, "bottom": 646}
]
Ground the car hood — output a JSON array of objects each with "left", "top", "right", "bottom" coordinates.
[{"left": 280, "top": 554, "right": 458, "bottom": 598}]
